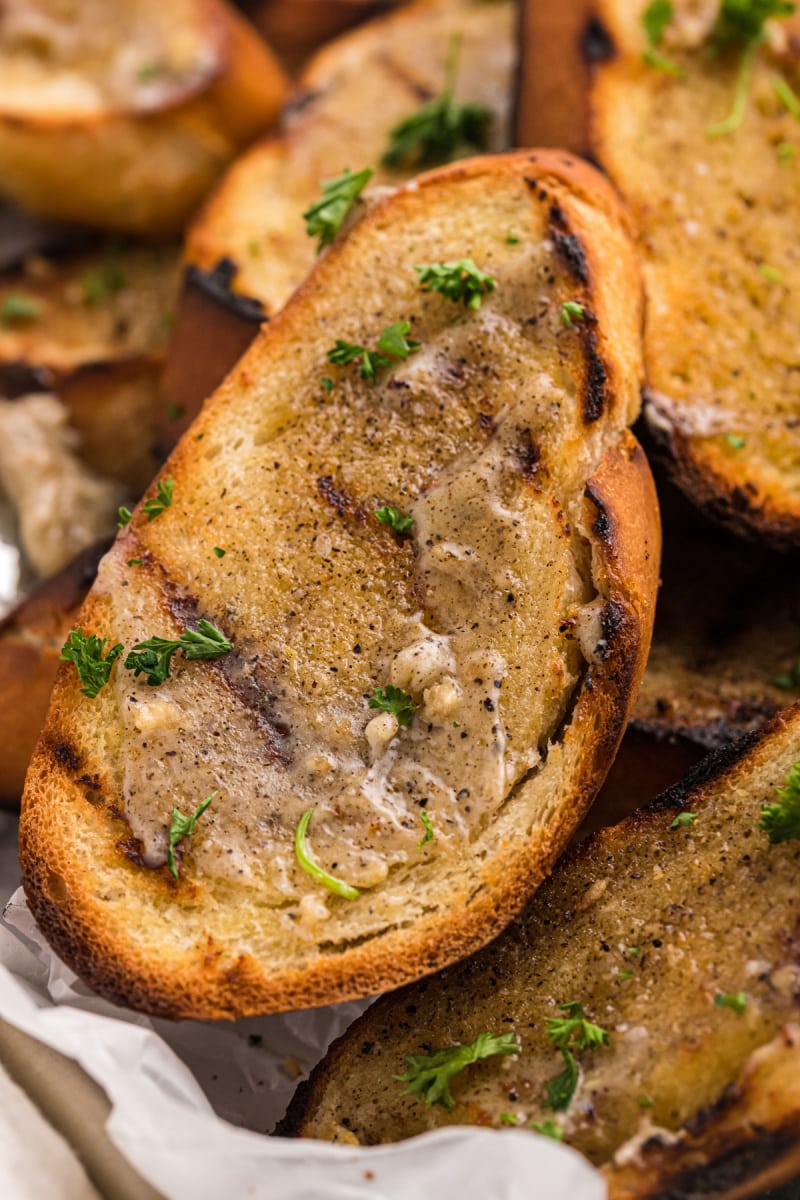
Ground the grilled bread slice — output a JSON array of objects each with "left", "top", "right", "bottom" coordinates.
[
  {"left": 0, "top": 0, "right": 286, "bottom": 235},
  {"left": 0, "top": 540, "right": 109, "bottom": 808},
  {"left": 288, "top": 701, "right": 800, "bottom": 1200},
  {"left": 20, "top": 151, "right": 658, "bottom": 1019},
  {"left": 517, "top": 2, "right": 800, "bottom": 548},
  {"left": 0, "top": 243, "right": 181, "bottom": 492},
  {"left": 247, "top": 1, "right": 398, "bottom": 71}
]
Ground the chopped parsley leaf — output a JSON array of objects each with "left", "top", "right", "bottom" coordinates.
[
  {"left": 327, "top": 322, "right": 419, "bottom": 383},
  {"left": 777, "top": 141, "right": 797, "bottom": 162},
  {"left": 761, "top": 263, "right": 783, "bottom": 282},
  {"left": 382, "top": 34, "right": 492, "bottom": 169},
  {"left": 758, "top": 760, "right": 800, "bottom": 843},
  {"left": 418, "top": 809, "right": 434, "bottom": 848},
  {"left": 396, "top": 1031, "right": 519, "bottom": 1110},
  {"left": 545, "top": 1047, "right": 578, "bottom": 1112},
  {"left": 773, "top": 75, "right": 800, "bottom": 119},
  {"left": 670, "top": 811, "right": 698, "bottom": 829},
  {"left": 499, "top": 1112, "right": 519, "bottom": 1125},
  {"left": 369, "top": 684, "right": 416, "bottom": 726},
  {"left": 531, "top": 1119, "right": 563, "bottom": 1140},
  {"left": 124, "top": 620, "right": 232, "bottom": 686},
  {"left": 726, "top": 433, "right": 747, "bottom": 449},
  {"left": 628, "top": 946, "right": 641, "bottom": 956},
  {"left": 303, "top": 167, "right": 374, "bottom": 252},
  {"left": 618, "top": 968, "right": 634, "bottom": 981},
  {"left": 546, "top": 1001, "right": 609, "bottom": 1051},
  {"left": 127, "top": 558, "right": 142, "bottom": 567},
  {"left": 375, "top": 505, "right": 415, "bottom": 533},
  {"left": 0, "top": 295, "right": 40, "bottom": 326},
  {"left": 414, "top": 259, "right": 496, "bottom": 309},
  {"left": 639, "top": 1095, "right": 654, "bottom": 1109},
  {"left": 81, "top": 253, "right": 125, "bottom": 304},
  {"left": 707, "top": 1, "right": 796, "bottom": 137},
  {"left": 142, "top": 476, "right": 174, "bottom": 521},
  {"left": 60, "top": 628, "right": 123, "bottom": 698},
  {"left": 772, "top": 659, "right": 800, "bottom": 689},
  {"left": 213, "top": 546, "right": 226, "bottom": 558},
  {"left": 295, "top": 807, "right": 359, "bottom": 900},
  {"left": 321, "top": 377, "right": 334, "bottom": 392},
  {"left": 642, "top": 0, "right": 674, "bottom": 43},
  {"left": 167, "top": 791, "right": 216, "bottom": 879},
  {"left": 561, "top": 301, "right": 586, "bottom": 327},
  {"left": 117, "top": 506, "right": 133, "bottom": 528},
  {"left": 715, "top": 990, "right": 747, "bottom": 1014}
]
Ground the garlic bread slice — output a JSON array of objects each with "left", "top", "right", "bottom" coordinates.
[
  {"left": 289, "top": 701, "right": 800, "bottom": 1200},
  {"left": 20, "top": 151, "right": 658, "bottom": 1019},
  {"left": 518, "top": 2, "right": 800, "bottom": 548},
  {"left": 0, "top": 0, "right": 286, "bottom": 235}
]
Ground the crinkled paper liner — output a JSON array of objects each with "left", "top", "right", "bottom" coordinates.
[{"left": 0, "top": 888, "right": 604, "bottom": 1200}]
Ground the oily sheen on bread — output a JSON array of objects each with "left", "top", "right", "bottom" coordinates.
[
  {"left": 0, "top": 0, "right": 286, "bottom": 235},
  {"left": 517, "top": 1, "right": 800, "bottom": 548},
  {"left": 20, "top": 151, "right": 659, "bottom": 1019},
  {"left": 163, "top": 0, "right": 515, "bottom": 428},
  {"left": 288, "top": 702, "right": 800, "bottom": 1200}
]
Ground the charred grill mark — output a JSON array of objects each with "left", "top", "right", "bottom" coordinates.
[
  {"left": 185, "top": 259, "right": 265, "bottom": 327},
  {"left": 317, "top": 474, "right": 368, "bottom": 522},
  {"left": 376, "top": 51, "right": 436, "bottom": 103},
  {"left": 54, "top": 741, "right": 81, "bottom": 772},
  {"left": 214, "top": 655, "right": 292, "bottom": 766},
  {"left": 116, "top": 834, "right": 148, "bottom": 869},
  {"left": 646, "top": 1126, "right": 800, "bottom": 1200},
  {"left": 553, "top": 230, "right": 590, "bottom": 285},
  {"left": 512, "top": 428, "right": 541, "bottom": 482},
  {"left": 581, "top": 15, "right": 616, "bottom": 64},
  {"left": 584, "top": 480, "right": 612, "bottom": 541},
  {"left": 595, "top": 598, "right": 625, "bottom": 661},
  {"left": 282, "top": 87, "right": 323, "bottom": 118},
  {"left": 582, "top": 327, "right": 608, "bottom": 423}
]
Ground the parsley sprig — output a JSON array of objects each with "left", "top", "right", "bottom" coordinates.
[
  {"left": 532, "top": 1119, "right": 564, "bottom": 1140},
  {"left": 418, "top": 809, "right": 434, "bottom": 848},
  {"left": 758, "top": 760, "right": 800, "bottom": 843},
  {"left": 167, "top": 791, "right": 216, "bottom": 879},
  {"left": 545, "top": 1048, "right": 579, "bottom": 1112},
  {"left": 303, "top": 167, "right": 374, "bottom": 252},
  {"left": 125, "top": 620, "right": 233, "bottom": 686},
  {"left": 415, "top": 259, "right": 495, "bottom": 309},
  {"left": 670, "top": 811, "right": 698, "bottom": 829},
  {"left": 0, "top": 295, "right": 40, "bottom": 326},
  {"left": 561, "top": 301, "right": 586, "bottom": 327},
  {"left": 327, "top": 321, "right": 420, "bottom": 383},
  {"left": 396, "top": 1031, "right": 519, "bottom": 1110},
  {"left": 546, "top": 1001, "right": 609, "bottom": 1052},
  {"left": 773, "top": 659, "right": 800, "bottom": 689},
  {"left": 60, "top": 628, "right": 124, "bottom": 699},
  {"left": 707, "top": 0, "right": 796, "bottom": 137},
  {"left": 142, "top": 476, "right": 174, "bottom": 521},
  {"left": 382, "top": 34, "right": 492, "bottom": 169},
  {"left": 375, "top": 505, "right": 415, "bottom": 533},
  {"left": 641, "top": 0, "right": 684, "bottom": 76},
  {"left": 295, "top": 808, "right": 359, "bottom": 900},
  {"left": 715, "top": 990, "right": 747, "bottom": 1014},
  {"left": 369, "top": 684, "right": 416, "bottom": 726}
]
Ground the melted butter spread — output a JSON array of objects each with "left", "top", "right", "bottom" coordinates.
[{"left": 99, "top": 184, "right": 628, "bottom": 942}]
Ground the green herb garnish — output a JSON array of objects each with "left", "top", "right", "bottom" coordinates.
[
  {"left": 546, "top": 1002, "right": 609, "bottom": 1052},
  {"left": 777, "top": 141, "right": 797, "bottom": 162},
  {"left": 531, "top": 1119, "right": 564, "bottom": 1140},
  {"left": 639, "top": 1095, "right": 654, "bottom": 1109},
  {"left": 303, "top": 167, "right": 374, "bottom": 252},
  {"left": 561, "top": 301, "right": 586, "bottom": 327},
  {"left": 641, "top": 0, "right": 684, "bottom": 76},
  {"left": 81, "top": 253, "right": 125, "bottom": 304},
  {"left": 396, "top": 1031, "right": 519, "bottom": 1110},
  {"left": 418, "top": 810, "right": 434, "bottom": 848},
  {"left": 124, "top": 620, "right": 232, "bottom": 686},
  {"left": 375, "top": 505, "right": 415, "bottom": 533},
  {"left": 127, "top": 558, "right": 141, "bottom": 567},
  {"left": 295, "top": 807, "right": 359, "bottom": 900},
  {"left": 545, "top": 1047, "right": 578, "bottom": 1112},
  {"left": 327, "top": 322, "right": 420, "bottom": 383},
  {"left": 382, "top": 34, "right": 492, "bottom": 168},
  {"left": 117, "top": 506, "right": 133, "bottom": 528},
  {"left": 60, "top": 628, "right": 123, "bottom": 699},
  {"left": 167, "top": 792, "right": 216, "bottom": 879},
  {"left": 760, "top": 264, "right": 783, "bottom": 282},
  {"left": 142, "top": 476, "right": 174, "bottom": 521},
  {"left": 670, "top": 811, "right": 698, "bottom": 829},
  {"left": 213, "top": 547, "right": 226, "bottom": 558},
  {"left": 707, "top": 1, "right": 796, "bottom": 137},
  {"left": 499, "top": 1112, "right": 519, "bottom": 1125},
  {"left": 758, "top": 760, "right": 800, "bottom": 843},
  {"left": 369, "top": 684, "right": 416, "bottom": 726},
  {"left": 0, "top": 295, "right": 40, "bottom": 326},
  {"left": 772, "top": 659, "right": 800, "bottom": 689},
  {"left": 726, "top": 433, "right": 747, "bottom": 449},
  {"left": 773, "top": 75, "right": 800, "bottom": 119},
  {"left": 618, "top": 969, "right": 634, "bottom": 981},
  {"left": 415, "top": 259, "right": 495, "bottom": 309},
  {"left": 715, "top": 990, "right": 747, "bottom": 1014}
]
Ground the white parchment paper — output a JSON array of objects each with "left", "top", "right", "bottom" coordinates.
[{"left": 0, "top": 888, "right": 606, "bottom": 1200}]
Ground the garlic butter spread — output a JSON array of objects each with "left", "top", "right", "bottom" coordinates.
[{"left": 95, "top": 171, "right": 637, "bottom": 945}]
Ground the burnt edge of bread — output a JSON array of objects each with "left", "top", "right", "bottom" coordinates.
[{"left": 184, "top": 258, "right": 266, "bottom": 327}]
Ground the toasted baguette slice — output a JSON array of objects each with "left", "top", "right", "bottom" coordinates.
[
  {"left": 20, "top": 151, "right": 658, "bottom": 1019},
  {"left": 0, "top": 540, "right": 110, "bottom": 808},
  {"left": 288, "top": 702, "right": 800, "bottom": 1200},
  {"left": 0, "top": 243, "right": 181, "bottom": 491},
  {"left": 169, "top": 0, "right": 515, "bottom": 428},
  {"left": 517, "top": 2, "right": 800, "bottom": 548},
  {"left": 0, "top": 0, "right": 286, "bottom": 235}
]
